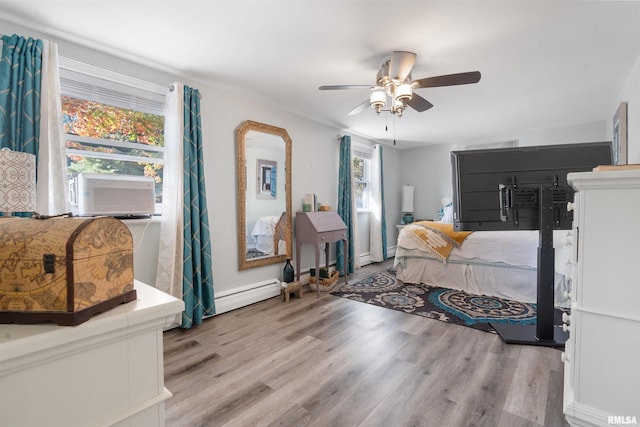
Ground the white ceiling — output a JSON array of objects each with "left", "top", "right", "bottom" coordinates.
[{"left": 2, "top": 1, "right": 640, "bottom": 149}]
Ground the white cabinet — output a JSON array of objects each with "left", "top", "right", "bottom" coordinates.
[
  {"left": 0, "top": 281, "right": 184, "bottom": 427},
  {"left": 563, "top": 170, "right": 640, "bottom": 426}
]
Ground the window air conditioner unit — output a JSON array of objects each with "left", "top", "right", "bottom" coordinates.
[{"left": 70, "top": 173, "right": 156, "bottom": 217}]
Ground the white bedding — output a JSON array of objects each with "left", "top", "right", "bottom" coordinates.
[
  {"left": 251, "top": 216, "right": 279, "bottom": 254},
  {"left": 250, "top": 215, "right": 287, "bottom": 255},
  {"left": 394, "top": 228, "right": 573, "bottom": 307}
]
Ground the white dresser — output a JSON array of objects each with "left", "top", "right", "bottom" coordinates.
[
  {"left": 563, "top": 170, "right": 640, "bottom": 426},
  {"left": 0, "top": 281, "right": 184, "bottom": 427}
]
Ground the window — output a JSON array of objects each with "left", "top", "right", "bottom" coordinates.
[
  {"left": 352, "top": 147, "right": 371, "bottom": 211},
  {"left": 59, "top": 63, "right": 166, "bottom": 210}
]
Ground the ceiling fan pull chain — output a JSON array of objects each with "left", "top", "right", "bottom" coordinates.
[{"left": 393, "top": 116, "right": 397, "bottom": 145}]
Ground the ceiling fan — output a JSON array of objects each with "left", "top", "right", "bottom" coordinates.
[{"left": 319, "top": 51, "right": 481, "bottom": 117}]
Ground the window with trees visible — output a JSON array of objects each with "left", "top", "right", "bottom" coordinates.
[
  {"left": 59, "top": 65, "right": 166, "bottom": 210},
  {"left": 352, "top": 148, "right": 371, "bottom": 210}
]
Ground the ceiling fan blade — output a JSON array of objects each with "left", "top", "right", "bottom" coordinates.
[
  {"left": 389, "top": 51, "right": 416, "bottom": 82},
  {"left": 411, "top": 71, "right": 481, "bottom": 89},
  {"left": 319, "top": 85, "right": 372, "bottom": 90},
  {"left": 347, "top": 99, "right": 370, "bottom": 115},
  {"left": 406, "top": 93, "right": 434, "bottom": 112}
]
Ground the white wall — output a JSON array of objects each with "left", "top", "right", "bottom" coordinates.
[
  {"left": 514, "top": 120, "right": 607, "bottom": 148},
  {"left": 399, "top": 143, "right": 456, "bottom": 222},
  {"left": 124, "top": 219, "right": 160, "bottom": 285},
  {"left": 398, "top": 120, "right": 608, "bottom": 221},
  {"left": 617, "top": 52, "right": 640, "bottom": 163}
]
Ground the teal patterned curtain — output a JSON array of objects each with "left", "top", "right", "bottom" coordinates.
[
  {"left": 181, "top": 85, "right": 215, "bottom": 328},
  {"left": 336, "top": 135, "right": 354, "bottom": 275},
  {"left": 0, "top": 34, "right": 43, "bottom": 217},
  {"left": 0, "top": 34, "right": 42, "bottom": 154}
]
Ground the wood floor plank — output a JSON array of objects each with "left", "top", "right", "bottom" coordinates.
[
  {"left": 300, "top": 328, "right": 415, "bottom": 418},
  {"left": 544, "top": 363, "right": 570, "bottom": 427},
  {"left": 392, "top": 316, "right": 450, "bottom": 364},
  {"left": 435, "top": 325, "right": 497, "bottom": 404},
  {"left": 446, "top": 349, "right": 519, "bottom": 426},
  {"left": 259, "top": 321, "right": 395, "bottom": 393},
  {"left": 169, "top": 380, "right": 274, "bottom": 426},
  {"left": 358, "top": 323, "right": 469, "bottom": 426},
  {"left": 224, "top": 327, "right": 383, "bottom": 425},
  {"left": 307, "top": 356, "right": 417, "bottom": 426},
  {"left": 163, "top": 259, "right": 568, "bottom": 427},
  {"left": 503, "top": 345, "right": 554, "bottom": 424},
  {"left": 497, "top": 411, "right": 542, "bottom": 427},
  {"left": 264, "top": 404, "right": 315, "bottom": 427}
]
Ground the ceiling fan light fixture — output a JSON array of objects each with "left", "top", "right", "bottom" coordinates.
[
  {"left": 395, "top": 83, "right": 413, "bottom": 102},
  {"left": 370, "top": 89, "right": 386, "bottom": 114},
  {"left": 391, "top": 98, "right": 405, "bottom": 117}
]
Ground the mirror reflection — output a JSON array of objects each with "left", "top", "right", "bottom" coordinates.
[{"left": 237, "top": 120, "right": 292, "bottom": 270}]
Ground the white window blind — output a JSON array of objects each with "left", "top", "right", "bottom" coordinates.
[
  {"left": 59, "top": 67, "right": 165, "bottom": 115},
  {"left": 352, "top": 148, "right": 372, "bottom": 160},
  {"left": 351, "top": 139, "right": 373, "bottom": 160}
]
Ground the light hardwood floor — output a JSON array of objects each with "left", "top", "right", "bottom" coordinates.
[{"left": 163, "top": 260, "right": 568, "bottom": 427}]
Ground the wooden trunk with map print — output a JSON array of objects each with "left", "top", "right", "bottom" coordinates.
[{"left": 0, "top": 216, "right": 136, "bottom": 325}]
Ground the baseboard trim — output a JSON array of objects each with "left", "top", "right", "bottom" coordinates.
[
  {"left": 214, "top": 279, "right": 281, "bottom": 315},
  {"left": 360, "top": 245, "right": 396, "bottom": 267},
  {"left": 564, "top": 401, "right": 618, "bottom": 427}
]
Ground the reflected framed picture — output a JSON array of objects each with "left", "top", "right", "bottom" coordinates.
[
  {"left": 613, "top": 102, "right": 628, "bottom": 165},
  {"left": 256, "top": 159, "right": 277, "bottom": 199}
]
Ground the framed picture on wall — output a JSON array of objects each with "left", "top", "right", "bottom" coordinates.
[
  {"left": 613, "top": 102, "right": 628, "bottom": 165},
  {"left": 256, "top": 159, "right": 277, "bottom": 199}
]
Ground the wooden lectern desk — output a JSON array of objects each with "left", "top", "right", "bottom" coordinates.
[{"left": 295, "top": 211, "right": 348, "bottom": 296}]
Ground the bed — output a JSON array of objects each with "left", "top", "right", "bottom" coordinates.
[
  {"left": 250, "top": 213, "right": 287, "bottom": 256},
  {"left": 393, "top": 220, "right": 573, "bottom": 308}
]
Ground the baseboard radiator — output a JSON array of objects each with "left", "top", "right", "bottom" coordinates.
[{"left": 214, "top": 279, "right": 281, "bottom": 315}]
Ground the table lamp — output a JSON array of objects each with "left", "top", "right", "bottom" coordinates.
[
  {"left": 401, "top": 185, "right": 414, "bottom": 224},
  {"left": 0, "top": 148, "right": 36, "bottom": 217}
]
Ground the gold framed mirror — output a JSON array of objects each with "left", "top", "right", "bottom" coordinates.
[{"left": 237, "top": 120, "right": 292, "bottom": 270}]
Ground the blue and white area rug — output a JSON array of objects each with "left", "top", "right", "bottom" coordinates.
[{"left": 330, "top": 270, "right": 564, "bottom": 333}]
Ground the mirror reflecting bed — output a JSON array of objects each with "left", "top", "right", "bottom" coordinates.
[{"left": 237, "top": 120, "right": 292, "bottom": 270}]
